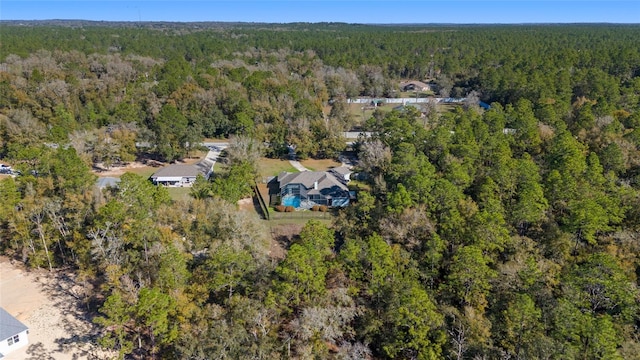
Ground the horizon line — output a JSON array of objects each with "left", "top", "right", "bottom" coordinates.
[{"left": 2, "top": 19, "right": 639, "bottom": 25}]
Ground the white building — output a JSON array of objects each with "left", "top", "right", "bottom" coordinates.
[
  {"left": 150, "top": 164, "right": 203, "bottom": 187},
  {"left": 0, "top": 307, "right": 29, "bottom": 357}
]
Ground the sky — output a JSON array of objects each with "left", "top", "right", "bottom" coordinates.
[{"left": 1, "top": 1, "right": 639, "bottom": 24}]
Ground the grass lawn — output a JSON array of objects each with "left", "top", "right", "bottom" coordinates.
[
  {"left": 167, "top": 187, "right": 192, "bottom": 202},
  {"left": 258, "top": 158, "right": 299, "bottom": 178},
  {"left": 213, "top": 160, "right": 225, "bottom": 174},
  {"left": 348, "top": 103, "right": 397, "bottom": 125},
  {"left": 348, "top": 102, "right": 461, "bottom": 126},
  {"left": 182, "top": 150, "right": 208, "bottom": 164},
  {"left": 438, "top": 103, "right": 460, "bottom": 114},
  {"left": 398, "top": 91, "right": 435, "bottom": 98},
  {"left": 348, "top": 179, "right": 371, "bottom": 192},
  {"left": 217, "top": 156, "right": 343, "bottom": 180},
  {"left": 299, "top": 158, "right": 342, "bottom": 171},
  {"left": 121, "top": 166, "right": 158, "bottom": 178},
  {"left": 267, "top": 218, "right": 333, "bottom": 227}
]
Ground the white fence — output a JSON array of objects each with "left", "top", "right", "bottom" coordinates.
[{"left": 347, "top": 97, "right": 466, "bottom": 104}]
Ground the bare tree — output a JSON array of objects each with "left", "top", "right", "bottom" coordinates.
[
  {"left": 4, "top": 109, "right": 47, "bottom": 145},
  {"left": 358, "top": 65, "right": 390, "bottom": 97},
  {"left": 449, "top": 314, "right": 469, "bottom": 360},
  {"left": 464, "top": 90, "right": 481, "bottom": 110},
  {"left": 337, "top": 341, "right": 372, "bottom": 360},
  {"left": 437, "top": 75, "right": 453, "bottom": 98},
  {"left": 358, "top": 139, "right": 392, "bottom": 175},
  {"left": 423, "top": 97, "right": 439, "bottom": 125},
  {"left": 225, "top": 135, "right": 265, "bottom": 170},
  {"left": 29, "top": 206, "right": 53, "bottom": 271}
]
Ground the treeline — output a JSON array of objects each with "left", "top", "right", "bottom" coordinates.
[
  {"left": 0, "top": 23, "right": 640, "bottom": 359},
  {"left": 1, "top": 24, "right": 639, "bottom": 162}
]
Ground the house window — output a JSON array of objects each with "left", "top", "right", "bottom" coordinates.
[
  {"left": 8, "top": 334, "right": 19, "bottom": 345},
  {"left": 283, "top": 184, "right": 301, "bottom": 196},
  {"left": 308, "top": 194, "right": 327, "bottom": 205}
]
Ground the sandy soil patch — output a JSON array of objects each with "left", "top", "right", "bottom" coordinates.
[
  {"left": 93, "top": 161, "right": 156, "bottom": 177},
  {"left": 93, "top": 152, "right": 207, "bottom": 178},
  {"left": 0, "top": 258, "right": 115, "bottom": 360},
  {"left": 237, "top": 197, "right": 254, "bottom": 211},
  {"left": 268, "top": 224, "right": 305, "bottom": 260}
]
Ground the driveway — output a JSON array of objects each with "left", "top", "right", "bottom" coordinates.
[
  {"left": 289, "top": 159, "right": 310, "bottom": 172},
  {"left": 198, "top": 142, "right": 228, "bottom": 174},
  {"left": 286, "top": 145, "right": 310, "bottom": 171}
]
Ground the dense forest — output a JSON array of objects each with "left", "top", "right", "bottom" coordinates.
[{"left": 1, "top": 22, "right": 640, "bottom": 359}]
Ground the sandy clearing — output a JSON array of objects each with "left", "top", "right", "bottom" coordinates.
[
  {"left": 0, "top": 258, "right": 115, "bottom": 360},
  {"left": 93, "top": 152, "right": 209, "bottom": 178},
  {"left": 93, "top": 161, "right": 156, "bottom": 177}
]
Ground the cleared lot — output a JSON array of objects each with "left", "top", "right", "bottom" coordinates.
[{"left": 0, "top": 257, "right": 114, "bottom": 360}]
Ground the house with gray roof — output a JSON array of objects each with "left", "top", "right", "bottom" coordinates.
[
  {"left": 276, "top": 171, "right": 351, "bottom": 209},
  {"left": 0, "top": 307, "right": 29, "bottom": 357},
  {"left": 150, "top": 164, "right": 205, "bottom": 187}
]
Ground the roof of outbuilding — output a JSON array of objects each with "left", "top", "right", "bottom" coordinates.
[
  {"left": 96, "top": 177, "right": 121, "bottom": 189},
  {"left": 0, "top": 307, "right": 28, "bottom": 341},
  {"left": 151, "top": 164, "right": 200, "bottom": 179},
  {"left": 329, "top": 166, "right": 352, "bottom": 176},
  {"left": 400, "top": 80, "right": 431, "bottom": 89}
]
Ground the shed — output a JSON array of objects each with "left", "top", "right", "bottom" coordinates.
[{"left": 0, "top": 307, "right": 29, "bottom": 357}]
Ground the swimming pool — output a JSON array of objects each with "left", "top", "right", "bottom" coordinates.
[{"left": 281, "top": 195, "right": 300, "bottom": 208}]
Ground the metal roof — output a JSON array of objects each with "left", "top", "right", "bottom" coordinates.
[
  {"left": 330, "top": 166, "right": 352, "bottom": 176},
  {"left": 0, "top": 307, "right": 28, "bottom": 341},
  {"left": 150, "top": 164, "right": 200, "bottom": 179},
  {"left": 96, "top": 177, "right": 121, "bottom": 189}
]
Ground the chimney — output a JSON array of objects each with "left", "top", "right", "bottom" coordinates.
[{"left": 314, "top": 181, "right": 318, "bottom": 190}]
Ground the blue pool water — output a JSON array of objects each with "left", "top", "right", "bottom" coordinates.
[{"left": 281, "top": 196, "right": 300, "bottom": 208}]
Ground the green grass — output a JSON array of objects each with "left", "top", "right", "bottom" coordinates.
[
  {"left": 122, "top": 167, "right": 158, "bottom": 178},
  {"left": 267, "top": 217, "right": 333, "bottom": 227},
  {"left": 398, "top": 91, "right": 435, "bottom": 98},
  {"left": 348, "top": 103, "right": 397, "bottom": 125},
  {"left": 348, "top": 101, "right": 462, "bottom": 127},
  {"left": 258, "top": 158, "right": 299, "bottom": 178},
  {"left": 167, "top": 187, "right": 192, "bottom": 202},
  {"left": 214, "top": 157, "right": 297, "bottom": 179},
  {"left": 348, "top": 180, "right": 371, "bottom": 192},
  {"left": 299, "top": 158, "right": 342, "bottom": 171},
  {"left": 213, "top": 160, "right": 225, "bottom": 173}
]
